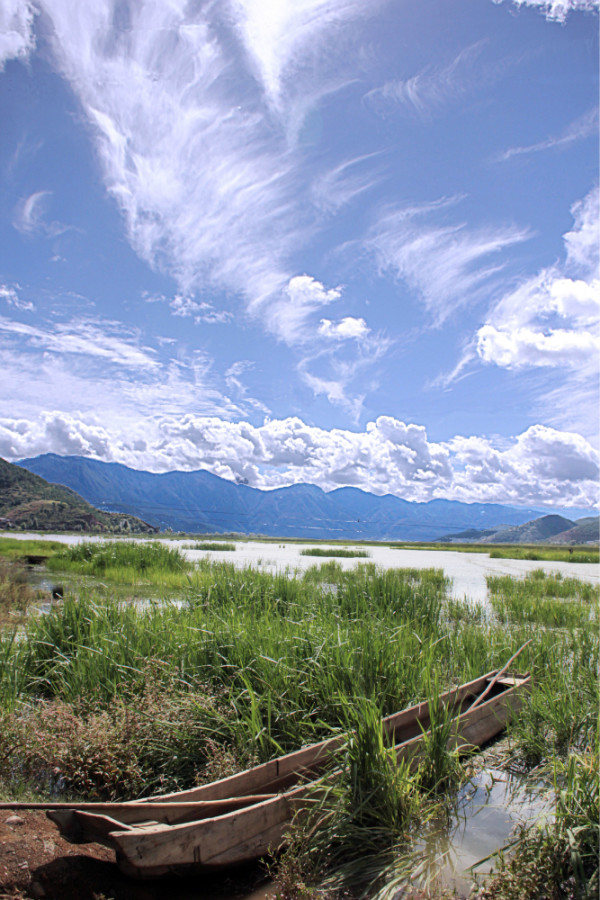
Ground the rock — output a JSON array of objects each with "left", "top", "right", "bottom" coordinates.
[{"left": 5, "top": 815, "right": 24, "bottom": 825}]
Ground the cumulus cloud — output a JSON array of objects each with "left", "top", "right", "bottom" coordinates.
[
  {"left": 0, "top": 0, "right": 35, "bottom": 70},
  {"left": 318, "top": 317, "right": 370, "bottom": 340},
  {"left": 365, "top": 197, "right": 530, "bottom": 324},
  {"left": 268, "top": 275, "right": 341, "bottom": 344},
  {"left": 494, "top": 0, "right": 599, "bottom": 22},
  {"left": 448, "top": 424, "right": 598, "bottom": 506},
  {"left": 475, "top": 187, "right": 599, "bottom": 373},
  {"left": 1, "top": 412, "right": 597, "bottom": 508}
]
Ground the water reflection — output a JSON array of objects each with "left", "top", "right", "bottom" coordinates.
[{"left": 407, "top": 767, "right": 551, "bottom": 897}]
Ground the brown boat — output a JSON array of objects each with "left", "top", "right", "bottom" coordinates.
[{"left": 3, "top": 669, "right": 530, "bottom": 877}]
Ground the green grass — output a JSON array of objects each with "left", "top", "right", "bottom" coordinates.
[
  {"left": 487, "top": 569, "right": 599, "bottom": 629},
  {"left": 489, "top": 545, "right": 599, "bottom": 563},
  {"left": 391, "top": 542, "right": 490, "bottom": 553},
  {"left": 0, "top": 540, "right": 597, "bottom": 897},
  {"left": 184, "top": 541, "right": 237, "bottom": 551},
  {"left": 0, "top": 537, "right": 65, "bottom": 560},
  {"left": 300, "top": 547, "right": 370, "bottom": 558},
  {"left": 45, "top": 539, "right": 193, "bottom": 591}
]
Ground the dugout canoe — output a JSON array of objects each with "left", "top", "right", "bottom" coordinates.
[{"left": 31, "top": 669, "right": 529, "bottom": 876}]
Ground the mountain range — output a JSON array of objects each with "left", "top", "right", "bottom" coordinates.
[
  {"left": 1, "top": 457, "right": 158, "bottom": 534},
  {"left": 14, "top": 453, "right": 597, "bottom": 542},
  {"left": 438, "top": 514, "right": 599, "bottom": 545}
]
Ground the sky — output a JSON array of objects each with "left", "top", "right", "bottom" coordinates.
[{"left": 0, "top": 0, "right": 598, "bottom": 510}]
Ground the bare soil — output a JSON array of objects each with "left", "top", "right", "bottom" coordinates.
[{"left": 0, "top": 810, "right": 271, "bottom": 900}]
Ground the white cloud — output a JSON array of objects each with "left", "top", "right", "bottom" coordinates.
[
  {"left": 494, "top": 0, "right": 599, "bottom": 22},
  {"left": 1, "top": 412, "right": 597, "bottom": 508},
  {"left": 0, "top": 315, "right": 160, "bottom": 370},
  {"left": 495, "top": 108, "right": 598, "bottom": 162},
  {"left": 230, "top": 0, "right": 372, "bottom": 111},
  {"left": 0, "top": 0, "right": 35, "bottom": 70},
  {"left": 564, "top": 186, "right": 599, "bottom": 274},
  {"left": 366, "top": 42, "right": 486, "bottom": 120},
  {"left": 311, "top": 153, "right": 382, "bottom": 213},
  {"left": 477, "top": 322, "right": 599, "bottom": 369},
  {"left": 268, "top": 275, "right": 341, "bottom": 344},
  {"left": 167, "top": 294, "right": 232, "bottom": 325},
  {"left": 265, "top": 276, "right": 386, "bottom": 414},
  {"left": 13, "top": 191, "right": 51, "bottom": 235},
  {"left": 13, "top": 190, "right": 71, "bottom": 238},
  {"left": 475, "top": 187, "right": 600, "bottom": 373},
  {"left": 318, "top": 317, "right": 369, "bottom": 340},
  {"left": 37, "top": 0, "right": 308, "bottom": 310},
  {"left": 0, "top": 283, "right": 34, "bottom": 311},
  {"left": 365, "top": 198, "right": 530, "bottom": 324}
]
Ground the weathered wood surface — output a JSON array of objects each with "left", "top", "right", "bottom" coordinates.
[{"left": 40, "top": 670, "right": 530, "bottom": 875}]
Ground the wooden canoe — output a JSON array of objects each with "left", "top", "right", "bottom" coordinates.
[{"left": 39, "top": 669, "right": 529, "bottom": 877}]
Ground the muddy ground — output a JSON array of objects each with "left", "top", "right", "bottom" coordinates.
[{"left": 0, "top": 810, "right": 271, "bottom": 900}]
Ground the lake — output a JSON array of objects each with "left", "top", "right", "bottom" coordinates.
[{"left": 5, "top": 532, "right": 598, "bottom": 604}]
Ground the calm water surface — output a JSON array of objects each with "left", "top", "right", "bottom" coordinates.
[{"left": 8, "top": 532, "right": 599, "bottom": 604}]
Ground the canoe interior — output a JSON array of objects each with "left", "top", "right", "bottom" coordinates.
[{"left": 46, "top": 671, "right": 530, "bottom": 871}]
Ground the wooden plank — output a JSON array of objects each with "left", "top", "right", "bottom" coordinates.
[
  {"left": 110, "top": 783, "right": 312, "bottom": 870},
  {"left": 68, "top": 811, "right": 136, "bottom": 848},
  {"left": 46, "top": 798, "right": 278, "bottom": 842},
  {"left": 136, "top": 670, "right": 497, "bottom": 806}
]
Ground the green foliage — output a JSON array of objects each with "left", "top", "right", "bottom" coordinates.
[
  {"left": 487, "top": 569, "right": 599, "bottom": 629},
  {"left": 0, "top": 558, "right": 33, "bottom": 618},
  {"left": 0, "top": 667, "right": 239, "bottom": 800},
  {"left": 47, "top": 539, "right": 188, "bottom": 580},
  {"left": 185, "top": 541, "right": 237, "bottom": 551},
  {"left": 300, "top": 548, "right": 370, "bottom": 558},
  {"left": 0, "top": 537, "right": 65, "bottom": 560},
  {"left": 276, "top": 697, "right": 423, "bottom": 898},
  {"left": 489, "top": 546, "right": 598, "bottom": 563}
]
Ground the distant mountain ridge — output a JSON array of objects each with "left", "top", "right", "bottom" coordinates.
[
  {"left": 15, "top": 453, "right": 593, "bottom": 541},
  {"left": 438, "top": 514, "right": 599, "bottom": 545},
  {"left": 0, "top": 457, "right": 158, "bottom": 534}
]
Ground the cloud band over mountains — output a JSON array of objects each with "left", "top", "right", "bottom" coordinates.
[{"left": 0, "top": 412, "right": 597, "bottom": 508}]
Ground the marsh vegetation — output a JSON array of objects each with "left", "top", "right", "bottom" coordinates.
[
  {"left": 300, "top": 547, "right": 371, "bottom": 558},
  {"left": 0, "top": 538, "right": 597, "bottom": 898}
]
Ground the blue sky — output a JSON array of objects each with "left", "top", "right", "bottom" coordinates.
[{"left": 0, "top": 0, "right": 598, "bottom": 509}]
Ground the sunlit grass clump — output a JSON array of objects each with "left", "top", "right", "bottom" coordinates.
[
  {"left": 489, "top": 545, "right": 598, "bottom": 563},
  {"left": 46, "top": 539, "right": 191, "bottom": 589},
  {"left": 184, "top": 541, "right": 236, "bottom": 551},
  {"left": 300, "top": 547, "right": 370, "bottom": 558},
  {"left": 487, "top": 569, "right": 599, "bottom": 629}
]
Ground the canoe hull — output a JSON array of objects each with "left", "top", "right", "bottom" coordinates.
[{"left": 47, "top": 671, "right": 530, "bottom": 877}]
